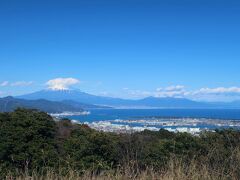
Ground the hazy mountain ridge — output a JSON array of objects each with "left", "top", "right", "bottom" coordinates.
[
  {"left": 61, "top": 100, "right": 112, "bottom": 109},
  {"left": 18, "top": 89, "right": 135, "bottom": 106},
  {"left": 16, "top": 89, "right": 240, "bottom": 109},
  {"left": 137, "top": 96, "right": 212, "bottom": 108},
  {"left": 0, "top": 96, "right": 84, "bottom": 113}
]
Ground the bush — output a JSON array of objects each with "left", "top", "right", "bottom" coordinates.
[
  {"left": 1, "top": 108, "right": 240, "bottom": 179},
  {"left": 63, "top": 126, "right": 120, "bottom": 172},
  {"left": 0, "top": 108, "right": 58, "bottom": 175}
]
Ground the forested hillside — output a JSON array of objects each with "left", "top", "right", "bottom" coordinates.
[{"left": 1, "top": 109, "right": 240, "bottom": 179}]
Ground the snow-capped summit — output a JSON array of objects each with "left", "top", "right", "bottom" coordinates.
[{"left": 17, "top": 89, "right": 216, "bottom": 108}]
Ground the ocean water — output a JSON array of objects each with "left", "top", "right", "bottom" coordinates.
[
  {"left": 66, "top": 109, "right": 240, "bottom": 122},
  {"left": 61, "top": 109, "right": 240, "bottom": 131}
]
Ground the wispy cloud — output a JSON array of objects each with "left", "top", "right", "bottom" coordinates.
[
  {"left": 122, "top": 85, "right": 240, "bottom": 101},
  {"left": 0, "top": 81, "right": 9, "bottom": 87},
  {"left": 193, "top": 87, "right": 240, "bottom": 95},
  {"left": 162, "top": 85, "right": 185, "bottom": 92},
  {"left": 11, "top": 81, "right": 33, "bottom": 87},
  {"left": 122, "top": 85, "right": 187, "bottom": 99},
  {"left": 155, "top": 85, "right": 187, "bottom": 98},
  {"left": 189, "top": 87, "right": 240, "bottom": 102},
  {"left": 0, "top": 81, "right": 33, "bottom": 87},
  {"left": 46, "top": 78, "right": 80, "bottom": 90}
]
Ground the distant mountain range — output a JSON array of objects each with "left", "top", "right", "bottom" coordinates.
[
  {"left": 18, "top": 89, "right": 132, "bottom": 106},
  {"left": 0, "top": 96, "right": 107, "bottom": 113},
  {"left": 61, "top": 100, "right": 111, "bottom": 109},
  {"left": 16, "top": 89, "right": 240, "bottom": 109}
]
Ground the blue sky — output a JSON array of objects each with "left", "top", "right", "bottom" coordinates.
[{"left": 0, "top": 0, "right": 240, "bottom": 101}]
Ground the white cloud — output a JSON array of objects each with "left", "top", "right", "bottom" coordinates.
[
  {"left": 46, "top": 78, "right": 80, "bottom": 90},
  {"left": 189, "top": 87, "right": 240, "bottom": 101},
  {"left": 121, "top": 85, "right": 240, "bottom": 101},
  {"left": 164, "top": 85, "right": 185, "bottom": 92},
  {"left": 193, "top": 87, "right": 240, "bottom": 95},
  {"left": 155, "top": 85, "right": 187, "bottom": 98},
  {"left": 11, "top": 81, "right": 33, "bottom": 87},
  {"left": 121, "top": 85, "right": 188, "bottom": 99},
  {"left": 0, "top": 81, "right": 9, "bottom": 87},
  {"left": 0, "top": 81, "right": 33, "bottom": 87}
]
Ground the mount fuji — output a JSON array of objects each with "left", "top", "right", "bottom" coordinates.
[
  {"left": 17, "top": 89, "right": 219, "bottom": 108},
  {"left": 17, "top": 89, "right": 134, "bottom": 107}
]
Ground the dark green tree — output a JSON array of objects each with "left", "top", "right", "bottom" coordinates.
[{"left": 0, "top": 108, "right": 58, "bottom": 174}]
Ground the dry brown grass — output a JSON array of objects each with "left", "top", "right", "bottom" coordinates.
[
  {"left": 4, "top": 148, "right": 240, "bottom": 180},
  {"left": 4, "top": 159, "right": 239, "bottom": 180}
]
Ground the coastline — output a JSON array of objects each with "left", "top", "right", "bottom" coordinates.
[{"left": 50, "top": 109, "right": 240, "bottom": 135}]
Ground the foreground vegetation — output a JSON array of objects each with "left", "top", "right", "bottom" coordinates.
[{"left": 1, "top": 108, "right": 240, "bottom": 179}]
